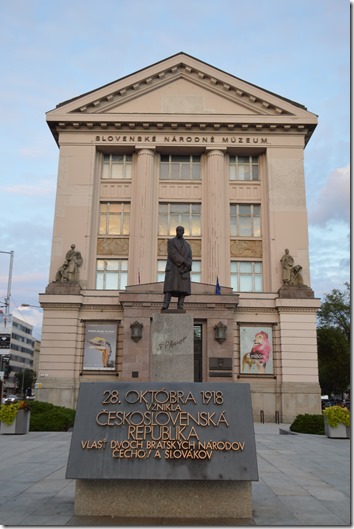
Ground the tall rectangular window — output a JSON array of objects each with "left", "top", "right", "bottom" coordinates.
[
  {"left": 229, "top": 155, "right": 259, "bottom": 181},
  {"left": 160, "top": 155, "right": 201, "bottom": 180},
  {"left": 102, "top": 154, "right": 132, "bottom": 179},
  {"left": 99, "top": 203, "right": 130, "bottom": 235},
  {"left": 157, "top": 260, "right": 201, "bottom": 282},
  {"left": 230, "top": 204, "right": 261, "bottom": 237},
  {"left": 159, "top": 203, "right": 201, "bottom": 236},
  {"left": 231, "top": 261, "right": 263, "bottom": 292},
  {"left": 96, "top": 259, "right": 128, "bottom": 290}
]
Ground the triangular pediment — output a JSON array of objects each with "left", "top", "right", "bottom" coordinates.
[
  {"left": 47, "top": 53, "right": 316, "bottom": 121},
  {"left": 46, "top": 53, "right": 317, "bottom": 145}
]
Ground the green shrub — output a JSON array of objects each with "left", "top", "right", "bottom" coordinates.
[
  {"left": 323, "top": 405, "right": 350, "bottom": 427},
  {"left": 290, "top": 414, "right": 325, "bottom": 435},
  {"left": 29, "top": 401, "right": 75, "bottom": 432}
]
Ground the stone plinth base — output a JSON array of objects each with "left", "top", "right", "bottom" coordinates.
[
  {"left": 278, "top": 284, "right": 314, "bottom": 298},
  {"left": 74, "top": 479, "right": 253, "bottom": 520},
  {"left": 45, "top": 281, "right": 81, "bottom": 295},
  {"left": 151, "top": 313, "right": 194, "bottom": 382}
]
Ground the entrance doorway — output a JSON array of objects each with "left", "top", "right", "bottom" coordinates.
[{"left": 194, "top": 324, "right": 202, "bottom": 381}]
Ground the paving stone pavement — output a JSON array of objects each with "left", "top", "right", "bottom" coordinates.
[{"left": 0, "top": 425, "right": 350, "bottom": 526}]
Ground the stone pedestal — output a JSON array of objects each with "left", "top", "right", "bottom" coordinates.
[
  {"left": 151, "top": 312, "right": 194, "bottom": 382},
  {"left": 74, "top": 479, "right": 253, "bottom": 522}
]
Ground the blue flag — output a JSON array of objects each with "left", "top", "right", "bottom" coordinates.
[{"left": 215, "top": 276, "right": 221, "bottom": 295}]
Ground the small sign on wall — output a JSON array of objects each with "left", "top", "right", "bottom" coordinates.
[
  {"left": 83, "top": 323, "right": 117, "bottom": 370},
  {"left": 240, "top": 326, "right": 273, "bottom": 375}
]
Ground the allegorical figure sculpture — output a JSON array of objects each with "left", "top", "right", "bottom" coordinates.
[
  {"left": 162, "top": 226, "right": 192, "bottom": 310},
  {"left": 55, "top": 244, "right": 83, "bottom": 283},
  {"left": 55, "top": 260, "right": 69, "bottom": 282},
  {"left": 65, "top": 244, "right": 83, "bottom": 282},
  {"left": 290, "top": 264, "right": 304, "bottom": 285},
  {"left": 280, "top": 248, "right": 294, "bottom": 284}
]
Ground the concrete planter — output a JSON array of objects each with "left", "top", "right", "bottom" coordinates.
[
  {"left": 324, "top": 418, "right": 349, "bottom": 439},
  {"left": 0, "top": 409, "right": 31, "bottom": 435}
]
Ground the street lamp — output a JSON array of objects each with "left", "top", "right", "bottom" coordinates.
[{"left": 0, "top": 250, "right": 14, "bottom": 316}]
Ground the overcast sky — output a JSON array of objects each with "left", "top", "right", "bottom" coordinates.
[{"left": 0, "top": 0, "right": 350, "bottom": 338}]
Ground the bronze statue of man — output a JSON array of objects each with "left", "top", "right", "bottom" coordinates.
[{"left": 162, "top": 226, "right": 192, "bottom": 310}]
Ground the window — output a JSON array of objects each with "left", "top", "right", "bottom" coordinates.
[
  {"left": 96, "top": 259, "right": 128, "bottom": 290},
  {"left": 99, "top": 203, "right": 130, "bottom": 235},
  {"left": 102, "top": 154, "right": 132, "bottom": 179},
  {"left": 159, "top": 203, "right": 201, "bottom": 236},
  {"left": 229, "top": 155, "right": 259, "bottom": 181},
  {"left": 157, "top": 260, "right": 201, "bottom": 282},
  {"left": 231, "top": 261, "right": 263, "bottom": 292},
  {"left": 160, "top": 155, "right": 201, "bottom": 180},
  {"left": 230, "top": 204, "right": 261, "bottom": 237}
]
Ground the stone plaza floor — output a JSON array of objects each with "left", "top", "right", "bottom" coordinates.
[{"left": 0, "top": 424, "right": 350, "bottom": 526}]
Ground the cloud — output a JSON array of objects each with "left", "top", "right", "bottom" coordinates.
[
  {"left": 0, "top": 178, "right": 56, "bottom": 197},
  {"left": 309, "top": 221, "right": 350, "bottom": 298},
  {"left": 308, "top": 164, "right": 350, "bottom": 225}
]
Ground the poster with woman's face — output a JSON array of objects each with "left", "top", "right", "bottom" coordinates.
[
  {"left": 83, "top": 323, "right": 117, "bottom": 370},
  {"left": 240, "top": 326, "right": 273, "bottom": 375}
]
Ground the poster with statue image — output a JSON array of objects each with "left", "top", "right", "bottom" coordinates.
[
  {"left": 240, "top": 326, "right": 273, "bottom": 375},
  {"left": 83, "top": 323, "right": 117, "bottom": 370}
]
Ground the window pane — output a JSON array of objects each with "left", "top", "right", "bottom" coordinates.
[
  {"left": 112, "top": 164, "right": 124, "bottom": 179},
  {"left": 125, "top": 165, "right": 132, "bottom": 179},
  {"left": 240, "top": 276, "right": 252, "bottom": 291},
  {"left": 102, "top": 165, "right": 110, "bottom": 179},
  {"left": 106, "top": 273, "right": 118, "bottom": 290},
  {"left": 192, "top": 164, "right": 200, "bottom": 180},
  {"left": 122, "top": 213, "right": 130, "bottom": 235},
  {"left": 238, "top": 166, "right": 251, "bottom": 180},
  {"left": 253, "top": 218, "right": 261, "bottom": 237},
  {"left": 180, "top": 165, "right": 190, "bottom": 179},
  {"left": 252, "top": 165, "right": 259, "bottom": 180},
  {"left": 170, "top": 164, "right": 180, "bottom": 179},
  {"left": 240, "top": 262, "right": 252, "bottom": 272},
  {"left": 112, "top": 155, "right": 124, "bottom": 162},
  {"left": 254, "top": 262, "right": 262, "bottom": 273},
  {"left": 239, "top": 217, "right": 251, "bottom": 236},
  {"left": 108, "top": 216, "right": 120, "bottom": 235},
  {"left": 191, "top": 217, "right": 201, "bottom": 236},
  {"left": 96, "top": 272, "right": 104, "bottom": 289},
  {"left": 255, "top": 275, "right": 263, "bottom": 291},
  {"left": 229, "top": 166, "right": 236, "bottom": 180},
  {"left": 160, "top": 164, "right": 169, "bottom": 179},
  {"left": 107, "top": 261, "right": 119, "bottom": 271}
]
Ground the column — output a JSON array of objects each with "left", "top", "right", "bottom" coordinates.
[
  {"left": 129, "top": 147, "right": 157, "bottom": 284},
  {"left": 202, "top": 149, "right": 229, "bottom": 285}
]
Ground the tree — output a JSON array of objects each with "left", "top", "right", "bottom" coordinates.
[
  {"left": 14, "top": 369, "right": 37, "bottom": 398},
  {"left": 317, "top": 283, "right": 350, "bottom": 398},
  {"left": 317, "top": 282, "right": 350, "bottom": 341}
]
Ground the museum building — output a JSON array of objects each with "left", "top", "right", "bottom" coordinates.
[{"left": 38, "top": 53, "right": 321, "bottom": 422}]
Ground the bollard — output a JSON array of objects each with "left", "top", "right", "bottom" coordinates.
[
  {"left": 260, "top": 410, "right": 264, "bottom": 423},
  {"left": 275, "top": 410, "right": 280, "bottom": 424}
]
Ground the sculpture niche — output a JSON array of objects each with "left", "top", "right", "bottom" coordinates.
[{"left": 162, "top": 226, "right": 192, "bottom": 310}]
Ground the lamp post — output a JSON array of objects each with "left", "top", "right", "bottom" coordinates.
[{"left": 0, "top": 250, "right": 14, "bottom": 316}]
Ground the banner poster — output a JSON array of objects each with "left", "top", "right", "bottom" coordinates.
[
  {"left": 240, "top": 325, "right": 273, "bottom": 375},
  {"left": 0, "top": 314, "right": 12, "bottom": 333},
  {"left": 83, "top": 323, "right": 117, "bottom": 370},
  {"left": 0, "top": 334, "right": 11, "bottom": 350}
]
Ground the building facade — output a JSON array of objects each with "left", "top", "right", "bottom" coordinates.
[
  {"left": 38, "top": 53, "right": 321, "bottom": 422},
  {"left": 0, "top": 313, "right": 35, "bottom": 398}
]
